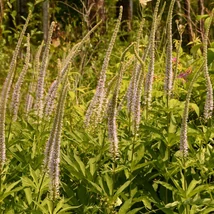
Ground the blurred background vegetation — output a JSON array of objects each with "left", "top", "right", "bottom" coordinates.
[
  {"left": 0, "top": 0, "right": 213, "bottom": 46},
  {"left": 0, "top": 0, "right": 213, "bottom": 85}
]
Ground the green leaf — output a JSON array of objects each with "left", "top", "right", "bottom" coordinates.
[
  {"left": 155, "top": 181, "right": 177, "bottom": 193},
  {"left": 88, "top": 157, "right": 96, "bottom": 177},
  {"left": 131, "top": 161, "right": 155, "bottom": 172},
  {"left": 127, "top": 207, "right": 143, "bottom": 214},
  {"left": 142, "top": 197, "right": 152, "bottom": 210},
  {"left": 188, "top": 185, "right": 214, "bottom": 198},
  {"left": 33, "top": 200, "right": 48, "bottom": 213},
  {"left": 97, "top": 177, "right": 108, "bottom": 196},
  {"left": 201, "top": 207, "right": 214, "bottom": 214},
  {"left": 118, "top": 198, "right": 132, "bottom": 214},
  {"left": 190, "top": 43, "right": 202, "bottom": 56},
  {"left": 24, "top": 188, "right": 33, "bottom": 205},
  {"left": 204, "top": 16, "right": 212, "bottom": 30},
  {"left": 57, "top": 205, "right": 82, "bottom": 214},
  {"left": 189, "top": 103, "right": 200, "bottom": 116},
  {"left": 5, "top": 180, "right": 21, "bottom": 192},
  {"left": 196, "top": 14, "right": 209, "bottom": 21},
  {"left": 35, "top": 0, "right": 44, "bottom": 5},
  {"left": 168, "top": 114, "right": 177, "bottom": 134},
  {"left": 68, "top": 91, "right": 75, "bottom": 101},
  {"left": 7, "top": 1, "right": 12, "bottom": 8},
  {"left": 30, "top": 167, "right": 39, "bottom": 186},
  {"left": 47, "top": 199, "right": 54, "bottom": 213},
  {"left": 186, "top": 179, "right": 201, "bottom": 197},
  {"left": 170, "top": 177, "right": 185, "bottom": 194},
  {"left": 0, "top": 187, "right": 23, "bottom": 201},
  {"left": 208, "top": 48, "right": 214, "bottom": 65},
  {"left": 53, "top": 198, "right": 64, "bottom": 214},
  {"left": 132, "top": 144, "right": 145, "bottom": 165},
  {"left": 5, "top": 210, "right": 15, "bottom": 214},
  {"left": 165, "top": 201, "right": 180, "bottom": 208},
  {"left": 22, "top": 176, "right": 36, "bottom": 188},
  {"left": 114, "top": 180, "right": 133, "bottom": 199},
  {"left": 87, "top": 180, "right": 103, "bottom": 194},
  {"left": 104, "top": 173, "right": 113, "bottom": 196},
  {"left": 74, "top": 153, "right": 86, "bottom": 176},
  {"left": 141, "top": 125, "right": 165, "bottom": 139},
  {"left": 155, "top": 203, "right": 175, "bottom": 214}
]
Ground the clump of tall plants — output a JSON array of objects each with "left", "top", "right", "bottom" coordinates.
[{"left": 0, "top": 3, "right": 214, "bottom": 214}]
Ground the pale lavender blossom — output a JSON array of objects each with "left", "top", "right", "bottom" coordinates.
[
  {"left": 44, "top": 80, "right": 58, "bottom": 117},
  {"left": 203, "top": 10, "right": 214, "bottom": 119},
  {"left": 164, "top": 0, "right": 175, "bottom": 98},
  {"left": 25, "top": 82, "right": 35, "bottom": 116},
  {"left": 179, "top": 64, "right": 203, "bottom": 158},
  {"left": 144, "top": 0, "right": 160, "bottom": 109},
  {"left": 11, "top": 34, "right": 31, "bottom": 121},
  {"left": 35, "top": 22, "right": 55, "bottom": 118},
  {"left": 25, "top": 42, "right": 44, "bottom": 116},
  {"left": 0, "top": 11, "right": 31, "bottom": 169},
  {"left": 179, "top": 117, "right": 188, "bottom": 157},
  {"left": 108, "top": 99, "right": 119, "bottom": 158},
  {"left": 48, "top": 127, "right": 61, "bottom": 200},
  {"left": 44, "top": 81, "right": 68, "bottom": 200},
  {"left": 85, "top": 7, "right": 123, "bottom": 130}
]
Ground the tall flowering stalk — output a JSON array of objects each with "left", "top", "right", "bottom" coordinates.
[
  {"left": 25, "top": 41, "right": 44, "bottom": 116},
  {"left": 108, "top": 98, "right": 119, "bottom": 159},
  {"left": 203, "top": 9, "right": 214, "bottom": 120},
  {"left": 44, "top": 61, "right": 63, "bottom": 118},
  {"left": 134, "top": 3, "right": 166, "bottom": 126},
  {"left": 49, "top": 83, "right": 68, "bottom": 200},
  {"left": 35, "top": 21, "right": 55, "bottom": 118},
  {"left": 85, "top": 6, "right": 123, "bottom": 131},
  {"left": 108, "top": 43, "right": 134, "bottom": 158},
  {"left": 144, "top": 0, "right": 160, "bottom": 113},
  {"left": 164, "top": 0, "right": 175, "bottom": 101},
  {"left": 25, "top": 82, "right": 35, "bottom": 117},
  {"left": 43, "top": 22, "right": 102, "bottom": 118},
  {"left": 44, "top": 80, "right": 58, "bottom": 117},
  {"left": 11, "top": 34, "right": 31, "bottom": 121},
  {"left": 128, "top": 0, "right": 165, "bottom": 132},
  {"left": 180, "top": 64, "right": 203, "bottom": 158},
  {"left": 133, "top": 46, "right": 146, "bottom": 133},
  {"left": 0, "top": 11, "right": 31, "bottom": 170},
  {"left": 172, "top": 21, "right": 185, "bottom": 91},
  {"left": 127, "top": 21, "right": 144, "bottom": 117},
  {"left": 43, "top": 77, "right": 68, "bottom": 200}
]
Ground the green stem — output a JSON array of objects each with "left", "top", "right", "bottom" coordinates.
[
  {"left": 128, "top": 111, "right": 131, "bottom": 135},
  {"left": 165, "top": 93, "right": 172, "bottom": 205},
  {"left": 183, "top": 159, "right": 189, "bottom": 214},
  {"left": 51, "top": 199, "right": 55, "bottom": 214},
  {"left": 129, "top": 130, "right": 137, "bottom": 199},
  {"left": 6, "top": 115, "right": 13, "bottom": 145},
  {"left": 130, "top": 133, "right": 136, "bottom": 165},
  {"left": 34, "top": 171, "right": 46, "bottom": 210},
  {"left": 146, "top": 98, "right": 149, "bottom": 121},
  {"left": 207, "top": 117, "right": 212, "bottom": 128},
  {"left": 172, "top": 37, "right": 182, "bottom": 93},
  {"left": 112, "top": 158, "right": 116, "bottom": 213},
  {"left": 0, "top": 169, "right": 2, "bottom": 214}
]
